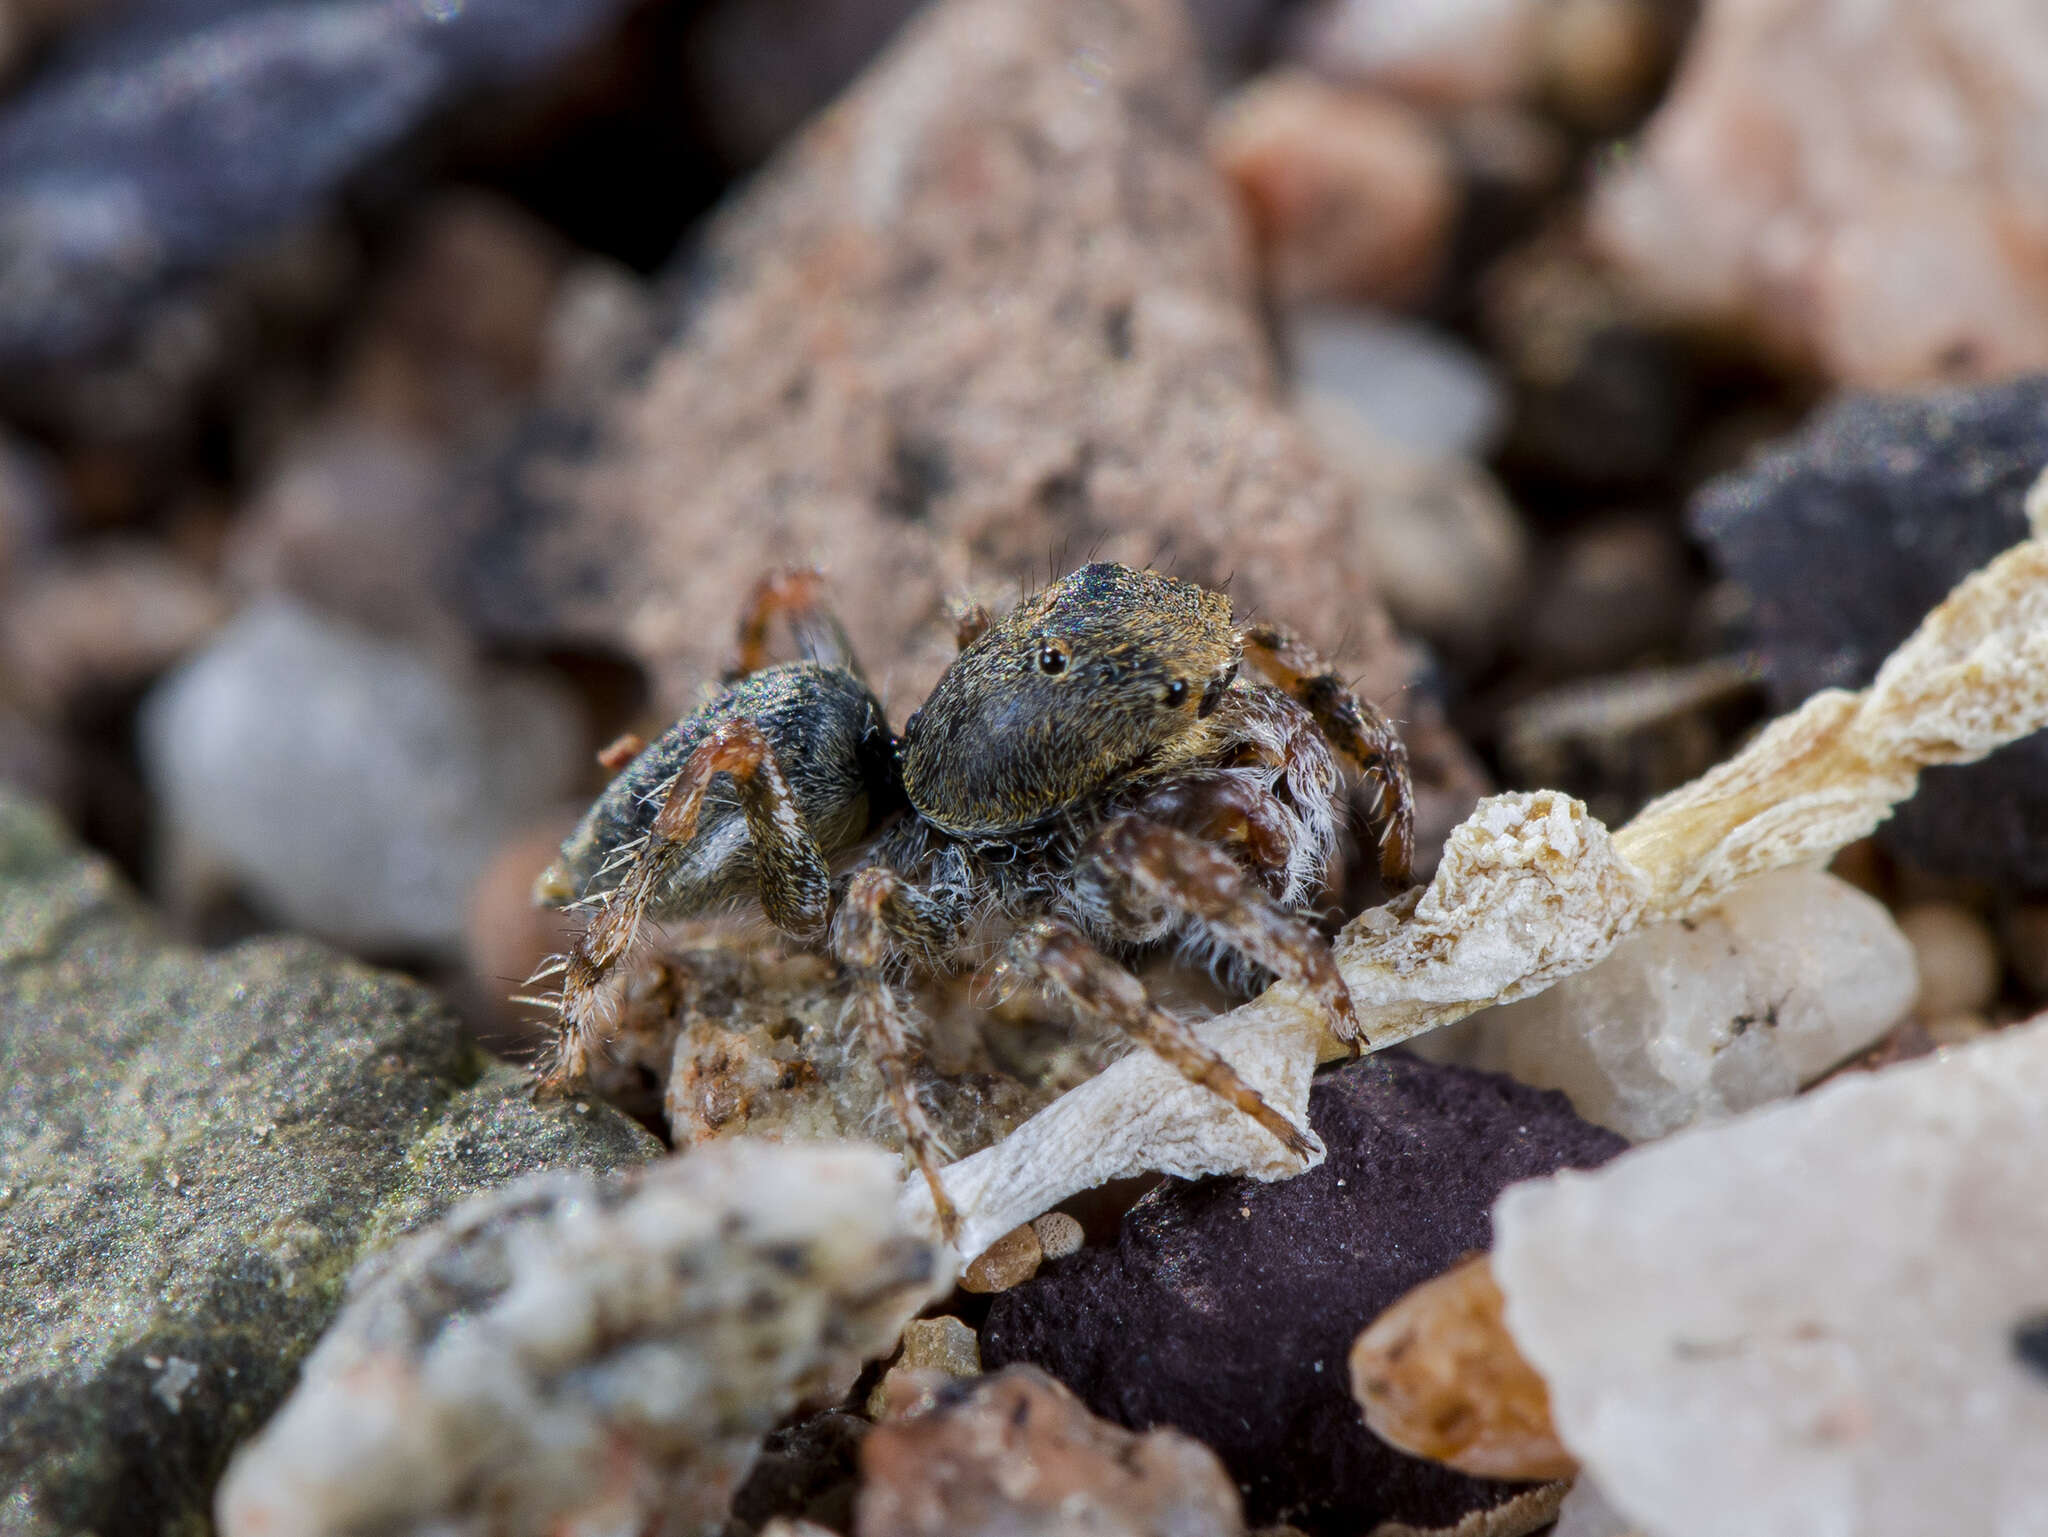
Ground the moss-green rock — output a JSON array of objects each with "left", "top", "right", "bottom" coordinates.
[{"left": 0, "top": 793, "right": 660, "bottom": 1536}]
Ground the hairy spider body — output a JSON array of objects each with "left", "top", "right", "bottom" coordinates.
[{"left": 532, "top": 563, "right": 1414, "bottom": 1240}]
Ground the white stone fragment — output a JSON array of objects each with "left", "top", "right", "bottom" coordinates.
[
  {"left": 1419, "top": 870, "right": 1917, "bottom": 1140},
  {"left": 142, "top": 598, "right": 585, "bottom": 957},
  {"left": 218, "top": 1141, "right": 949, "bottom": 1537},
  {"left": 1492, "top": 1018, "right": 2048, "bottom": 1537}
]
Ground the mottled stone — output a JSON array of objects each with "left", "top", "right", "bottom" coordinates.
[
  {"left": 0, "top": 0, "right": 638, "bottom": 366},
  {"left": 0, "top": 790, "right": 659, "bottom": 1537},
  {"left": 981, "top": 1054, "right": 1626, "bottom": 1534},
  {"left": 1690, "top": 378, "right": 2048, "bottom": 890},
  {"left": 1590, "top": 0, "right": 2048, "bottom": 386},
  {"left": 458, "top": 0, "right": 1473, "bottom": 823},
  {"left": 1493, "top": 1016, "right": 2048, "bottom": 1537},
  {"left": 856, "top": 1366, "right": 1245, "bottom": 1537},
  {"left": 217, "top": 1144, "right": 946, "bottom": 1537}
]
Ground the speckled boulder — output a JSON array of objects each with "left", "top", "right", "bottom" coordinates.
[
  {"left": 1691, "top": 377, "right": 2048, "bottom": 891},
  {"left": 980, "top": 1053, "right": 1626, "bottom": 1534},
  {"left": 0, "top": 791, "right": 659, "bottom": 1537}
]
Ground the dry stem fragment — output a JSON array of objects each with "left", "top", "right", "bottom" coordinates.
[{"left": 907, "top": 530, "right": 2048, "bottom": 1254}]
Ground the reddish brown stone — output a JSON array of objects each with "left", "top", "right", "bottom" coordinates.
[{"left": 856, "top": 1366, "right": 1245, "bottom": 1537}]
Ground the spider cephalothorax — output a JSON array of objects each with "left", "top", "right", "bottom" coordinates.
[{"left": 532, "top": 563, "right": 1414, "bottom": 1239}]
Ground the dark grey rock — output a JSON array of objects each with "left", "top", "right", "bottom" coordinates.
[
  {"left": 1690, "top": 377, "right": 2048, "bottom": 891},
  {"left": 979, "top": 1053, "right": 1626, "bottom": 1535},
  {"left": 0, "top": 0, "right": 636, "bottom": 366},
  {"left": 0, "top": 790, "right": 659, "bottom": 1537}
]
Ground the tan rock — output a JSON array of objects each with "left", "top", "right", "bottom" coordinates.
[
  {"left": 1590, "top": 0, "right": 2048, "bottom": 386},
  {"left": 959, "top": 1222, "right": 1042, "bottom": 1293},
  {"left": 855, "top": 1366, "right": 1244, "bottom": 1537},
  {"left": 1213, "top": 72, "right": 1458, "bottom": 305},
  {"left": 1351, "top": 1254, "right": 1575, "bottom": 1481}
]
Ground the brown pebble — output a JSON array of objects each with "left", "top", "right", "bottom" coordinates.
[
  {"left": 960, "top": 1224, "right": 1042, "bottom": 1294},
  {"left": 1897, "top": 902, "right": 2001, "bottom": 1019},
  {"left": 1349, "top": 1254, "right": 1576, "bottom": 1482},
  {"left": 1212, "top": 71, "right": 1457, "bottom": 306},
  {"left": 1030, "top": 1211, "right": 1084, "bottom": 1260}
]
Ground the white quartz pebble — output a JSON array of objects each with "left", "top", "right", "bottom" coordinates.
[
  {"left": 1493, "top": 1017, "right": 2048, "bottom": 1537},
  {"left": 1414, "top": 869, "right": 1916, "bottom": 1140}
]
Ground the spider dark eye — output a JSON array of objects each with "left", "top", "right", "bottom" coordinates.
[
  {"left": 1037, "top": 645, "right": 1068, "bottom": 675},
  {"left": 1163, "top": 679, "right": 1189, "bottom": 707}
]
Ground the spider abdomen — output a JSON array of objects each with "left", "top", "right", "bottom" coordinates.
[{"left": 542, "top": 661, "right": 902, "bottom": 918}]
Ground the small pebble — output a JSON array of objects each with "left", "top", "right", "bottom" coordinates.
[
  {"left": 1030, "top": 1211, "right": 1084, "bottom": 1260},
  {"left": 142, "top": 599, "right": 586, "bottom": 958},
  {"left": 1522, "top": 517, "right": 1692, "bottom": 675},
  {"left": 1212, "top": 71, "right": 1457, "bottom": 305},
  {"left": 1896, "top": 902, "right": 2002, "bottom": 1019},
  {"left": 1284, "top": 304, "right": 1506, "bottom": 462},
  {"left": 899, "top": 1316, "right": 980, "bottom": 1377},
  {"left": 959, "top": 1223, "right": 1042, "bottom": 1294},
  {"left": 1, "top": 544, "right": 227, "bottom": 714}
]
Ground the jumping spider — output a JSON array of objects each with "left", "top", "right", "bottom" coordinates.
[{"left": 530, "top": 562, "right": 1414, "bottom": 1239}]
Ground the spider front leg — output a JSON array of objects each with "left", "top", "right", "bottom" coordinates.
[
  {"left": 725, "top": 566, "right": 864, "bottom": 681},
  {"left": 831, "top": 867, "right": 967, "bottom": 1242},
  {"left": 543, "top": 719, "right": 832, "bottom": 1088},
  {"left": 1238, "top": 621, "right": 1415, "bottom": 887},
  {"left": 1006, "top": 917, "right": 1317, "bottom": 1161},
  {"left": 1086, "top": 814, "right": 1367, "bottom": 1049}
]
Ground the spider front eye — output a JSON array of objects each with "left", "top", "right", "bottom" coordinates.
[
  {"left": 1037, "top": 644, "right": 1069, "bottom": 675},
  {"left": 1163, "top": 679, "right": 1189, "bottom": 707}
]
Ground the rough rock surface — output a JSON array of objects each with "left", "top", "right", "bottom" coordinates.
[
  {"left": 1417, "top": 869, "right": 1917, "bottom": 1140},
  {"left": 1589, "top": 0, "right": 2048, "bottom": 386},
  {"left": 459, "top": 0, "right": 1473, "bottom": 835},
  {"left": 856, "top": 1366, "right": 1245, "bottom": 1537},
  {"left": 0, "top": 0, "right": 638, "bottom": 366},
  {"left": 980, "top": 1053, "right": 1626, "bottom": 1534},
  {"left": 1493, "top": 1015, "right": 2048, "bottom": 1537},
  {"left": 217, "top": 1143, "right": 948, "bottom": 1537},
  {"left": 0, "top": 790, "right": 659, "bottom": 1537},
  {"left": 1691, "top": 378, "right": 2048, "bottom": 890}
]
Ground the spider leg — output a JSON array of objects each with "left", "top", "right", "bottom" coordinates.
[
  {"left": 832, "top": 867, "right": 966, "bottom": 1242},
  {"left": 1085, "top": 814, "right": 1366, "bottom": 1048},
  {"left": 726, "top": 566, "right": 865, "bottom": 682},
  {"left": 1006, "top": 916, "right": 1317, "bottom": 1161},
  {"left": 543, "top": 718, "right": 832, "bottom": 1088},
  {"left": 1237, "top": 620, "right": 1415, "bottom": 887}
]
